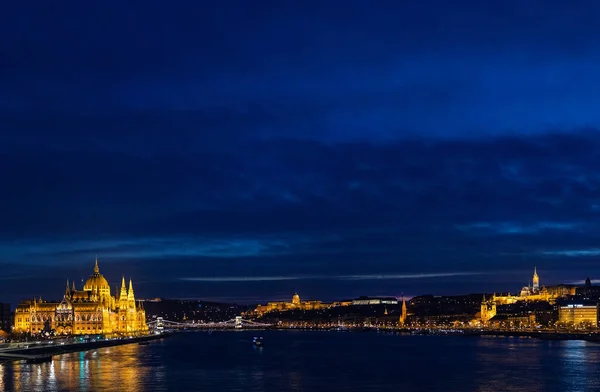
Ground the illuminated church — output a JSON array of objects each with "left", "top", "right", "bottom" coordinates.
[
  {"left": 490, "top": 266, "right": 575, "bottom": 306},
  {"left": 479, "top": 266, "right": 577, "bottom": 323},
  {"left": 14, "top": 258, "right": 148, "bottom": 335}
]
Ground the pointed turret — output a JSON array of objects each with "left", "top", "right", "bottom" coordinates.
[
  {"left": 65, "top": 279, "right": 71, "bottom": 297},
  {"left": 120, "top": 275, "right": 127, "bottom": 300},
  {"left": 94, "top": 256, "right": 100, "bottom": 275},
  {"left": 128, "top": 278, "right": 135, "bottom": 300},
  {"left": 399, "top": 295, "right": 407, "bottom": 327},
  {"left": 72, "top": 280, "right": 76, "bottom": 292},
  {"left": 532, "top": 266, "right": 540, "bottom": 291}
]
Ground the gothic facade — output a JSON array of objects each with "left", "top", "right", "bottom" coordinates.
[{"left": 14, "top": 259, "right": 147, "bottom": 335}]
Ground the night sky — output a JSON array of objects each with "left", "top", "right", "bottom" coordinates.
[{"left": 2, "top": 1, "right": 600, "bottom": 305}]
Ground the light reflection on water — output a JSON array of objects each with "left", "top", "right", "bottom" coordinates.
[
  {"left": 1, "top": 332, "right": 600, "bottom": 391},
  {"left": 1, "top": 343, "right": 153, "bottom": 391}
]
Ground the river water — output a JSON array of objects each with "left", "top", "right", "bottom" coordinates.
[{"left": 1, "top": 331, "right": 600, "bottom": 391}]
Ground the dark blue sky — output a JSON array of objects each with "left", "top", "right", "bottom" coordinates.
[{"left": 2, "top": 1, "right": 600, "bottom": 305}]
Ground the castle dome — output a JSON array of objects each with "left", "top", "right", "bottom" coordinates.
[
  {"left": 83, "top": 258, "right": 110, "bottom": 291},
  {"left": 292, "top": 292, "right": 300, "bottom": 305}
]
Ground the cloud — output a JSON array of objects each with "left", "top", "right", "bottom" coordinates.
[
  {"left": 3, "top": 131, "right": 600, "bottom": 270},
  {"left": 5, "top": 3, "right": 600, "bottom": 135},
  {"left": 569, "top": 279, "right": 600, "bottom": 285},
  {"left": 181, "top": 272, "right": 486, "bottom": 283},
  {"left": 336, "top": 272, "right": 485, "bottom": 280},
  {"left": 4, "top": 2, "right": 600, "bottom": 301},
  {"left": 539, "top": 249, "right": 600, "bottom": 257},
  {"left": 456, "top": 221, "right": 580, "bottom": 235},
  {"left": 181, "top": 276, "right": 302, "bottom": 282}
]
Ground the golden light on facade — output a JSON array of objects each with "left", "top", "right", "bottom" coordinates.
[
  {"left": 13, "top": 258, "right": 148, "bottom": 335},
  {"left": 558, "top": 304, "right": 598, "bottom": 328}
]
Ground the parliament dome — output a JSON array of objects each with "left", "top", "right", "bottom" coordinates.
[{"left": 83, "top": 258, "right": 110, "bottom": 291}]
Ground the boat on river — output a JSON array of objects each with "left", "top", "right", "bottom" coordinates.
[{"left": 253, "top": 337, "right": 264, "bottom": 347}]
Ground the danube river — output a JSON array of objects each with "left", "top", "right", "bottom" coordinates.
[{"left": 2, "top": 331, "right": 600, "bottom": 391}]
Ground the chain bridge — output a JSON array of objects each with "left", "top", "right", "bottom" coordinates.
[{"left": 147, "top": 316, "right": 273, "bottom": 331}]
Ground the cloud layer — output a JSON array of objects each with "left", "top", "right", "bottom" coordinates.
[
  {"left": 3, "top": 129, "right": 600, "bottom": 304},
  {"left": 2, "top": 1, "right": 600, "bottom": 304}
]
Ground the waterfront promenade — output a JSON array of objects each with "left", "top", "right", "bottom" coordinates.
[{"left": 0, "top": 332, "right": 170, "bottom": 363}]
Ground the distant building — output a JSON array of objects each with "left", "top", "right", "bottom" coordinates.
[
  {"left": 399, "top": 297, "right": 407, "bottom": 326},
  {"left": 546, "top": 285, "right": 577, "bottom": 298},
  {"left": 480, "top": 295, "right": 497, "bottom": 323},
  {"left": 558, "top": 303, "right": 598, "bottom": 327},
  {"left": 488, "top": 314, "right": 536, "bottom": 328},
  {"left": 0, "top": 303, "right": 11, "bottom": 332},
  {"left": 351, "top": 297, "right": 398, "bottom": 306},
  {"left": 253, "top": 293, "right": 334, "bottom": 315},
  {"left": 493, "top": 267, "right": 574, "bottom": 305},
  {"left": 576, "top": 277, "right": 600, "bottom": 298},
  {"left": 494, "top": 300, "right": 557, "bottom": 327}
]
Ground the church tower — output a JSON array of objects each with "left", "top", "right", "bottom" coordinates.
[
  {"left": 480, "top": 295, "right": 496, "bottom": 323},
  {"left": 399, "top": 296, "right": 407, "bottom": 327},
  {"left": 119, "top": 276, "right": 128, "bottom": 305},
  {"left": 532, "top": 266, "right": 540, "bottom": 292},
  {"left": 127, "top": 278, "right": 137, "bottom": 331},
  {"left": 118, "top": 276, "right": 128, "bottom": 332},
  {"left": 127, "top": 278, "right": 136, "bottom": 308}
]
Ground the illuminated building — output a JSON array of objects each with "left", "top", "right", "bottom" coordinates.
[
  {"left": 399, "top": 297, "right": 407, "bottom": 326},
  {"left": 491, "top": 267, "right": 573, "bottom": 305},
  {"left": 558, "top": 304, "right": 598, "bottom": 327},
  {"left": 532, "top": 266, "right": 539, "bottom": 291},
  {"left": 480, "top": 294, "right": 497, "bottom": 323},
  {"left": 488, "top": 314, "right": 536, "bottom": 328},
  {"left": 13, "top": 258, "right": 148, "bottom": 335},
  {"left": 254, "top": 292, "right": 336, "bottom": 315},
  {"left": 478, "top": 268, "right": 574, "bottom": 324},
  {"left": 292, "top": 293, "right": 300, "bottom": 306},
  {"left": 351, "top": 297, "right": 398, "bottom": 306}
]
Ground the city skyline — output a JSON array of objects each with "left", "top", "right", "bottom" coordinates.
[
  {"left": 2, "top": 258, "right": 598, "bottom": 307},
  {"left": 3, "top": 2, "right": 600, "bottom": 304}
]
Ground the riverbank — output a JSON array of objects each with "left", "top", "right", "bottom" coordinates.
[{"left": 0, "top": 332, "right": 171, "bottom": 363}]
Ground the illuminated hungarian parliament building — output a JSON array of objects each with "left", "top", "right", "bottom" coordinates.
[{"left": 14, "top": 259, "right": 148, "bottom": 335}]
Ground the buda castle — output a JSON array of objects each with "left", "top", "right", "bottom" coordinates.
[
  {"left": 14, "top": 258, "right": 148, "bottom": 335},
  {"left": 253, "top": 292, "right": 335, "bottom": 315}
]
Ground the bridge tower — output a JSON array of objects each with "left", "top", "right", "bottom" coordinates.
[
  {"left": 235, "top": 316, "right": 243, "bottom": 329},
  {"left": 156, "top": 317, "right": 164, "bottom": 331}
]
